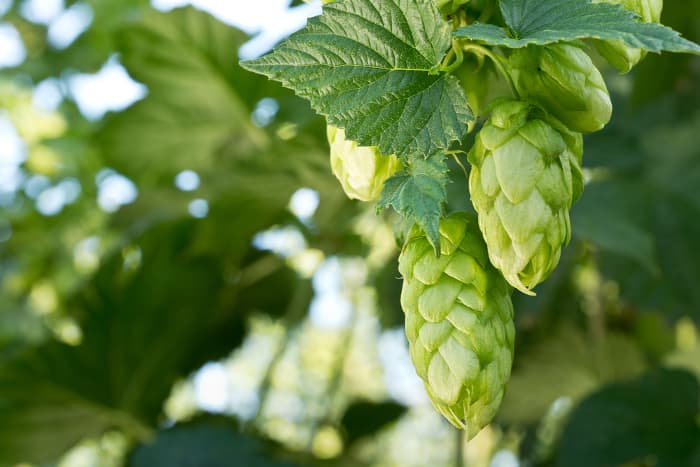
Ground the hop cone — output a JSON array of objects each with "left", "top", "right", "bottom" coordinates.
[
  {"left": 468, "top": 100, "right": 584, "bottom": 295},
  {"left": 399, "top": 212, "right": 515, "bottom": 437},
  {"left": 593, "top": 0, "right": 663, "bottom": 73},
  {"left": 509, "top": 43, "right": 612, "bottom": 133},
  {"left": 327, "top": 125, "right": 402, "bottom": 202}
]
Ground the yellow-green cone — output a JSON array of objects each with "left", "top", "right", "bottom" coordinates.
[
  {"left": 509, "top": 43, "right": 612, "bottom": 133},
  {"left": 593, "top": 0, "right": 664, "bottom": 73},
  {"left": 327, "top": 125, "right": 402, "bottom": 202},
  {"left": 399, "top": 212, "right": 515, "bottom": 438},
  {"left": 468, "top": 100, "right": 584, "bottom": 295}
]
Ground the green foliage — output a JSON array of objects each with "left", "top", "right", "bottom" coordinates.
[
  {"left": 455, "top": 0, "right": 700, "bottom": 53},
  {"left": 340, "top": 401, "right": 406, "bottom": 444},
  {"left": 241, "top": 0, "right": 473, "bottom": 159},
  {"left": 99, "top": 7, "right": 272, "bottom": 180},
  {"left": 1, "top": 0, "right": 700, "bottom": 465},
  {"left": 0, "top": 219, "right": 310, "bottom": 465},
  {"left": 499, "top": 328, "right": 646, "bottom": 424},
  {"left": 573, "top": 105, "right": 700, "bottom": 323},
  {"left": 557, "top": 369, "right": 700, "bottom": 467},
  {"left": 378, "top": 154, "right": 450, "bottom": 251},
  {"left": 129, "top": 421, "right": 296, "bottom": 467}
]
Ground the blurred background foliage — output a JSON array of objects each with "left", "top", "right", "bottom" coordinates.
[{"left": 0, "top": 0, "right": 699, "bottom": 466}]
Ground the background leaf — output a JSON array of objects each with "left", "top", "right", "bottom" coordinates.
[
  {"left": 340, "top": 401, "right": 406, "bottom": 445},
  {"left": 129, "top": 420, "right": 296, "bottom": 467},
  {"left": 556, "top": 368, "right": 700, "bottom": 467}
]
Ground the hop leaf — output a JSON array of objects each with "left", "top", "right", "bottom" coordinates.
[
  {"left": 593, "top": 0, "right": 664, "bottom": 73},
  {"left": 509, "top": 43, "right": 613, "bottom": 133},
  {"left": 468, "top": 100, "right": 584, "bottom": 295},
  {"left": 399, "top": 212, "right": 515, "bottom": 437},
  {"left": 327, "top": 126, "right": 403, "bottom": 202}
]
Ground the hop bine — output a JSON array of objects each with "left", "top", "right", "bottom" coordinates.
[
  {"left": 327, "top": 125, "right": 402, "bottom": 202},
  {"left": 399, "top": 212, "right": 515, "bottom": 438},
  {"left": 509, "top": 43, "right": 612, "bottom": 133},
  {"left": 468, "top": 99, "right": 584, "bottom": 295}
]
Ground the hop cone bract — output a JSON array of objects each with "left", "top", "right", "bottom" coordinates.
[
  {"left": 509, "top": 43, "right": 612, "bottom": 133},
  {"left": 399, "top": 212, "right": 515, "bottom": 437},
  {"left": 468, "top": 100, "right": 584, "bottom": 295},
  {"left": 327, "top": 125, "right": 402, "bottom": 202},
  {"left": 593, "top": 0, "right": 663, "bottom": 73}
]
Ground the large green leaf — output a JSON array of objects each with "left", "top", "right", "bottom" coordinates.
[
  {"left": 556, "top": 368, "right": 700, "bottom": 467},
  {"left": 241, "top": 0, "right": 473, "bottom": 159},
  {"left": 99, "top": 7, "right": 274, "bottom": 181},
  {"left": 454, "top": 0, "right": 700, "bottom": 53}
]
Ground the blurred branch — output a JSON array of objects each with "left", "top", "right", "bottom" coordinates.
[
  {"left": 455, "top": 427, "right": 464, "bottom": 467},
  {"left": 248, "top": 276, "right": 314, "bottom": 429}
]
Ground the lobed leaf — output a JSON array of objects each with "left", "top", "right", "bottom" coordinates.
[
  {"left": 241, "top": 0, "right": 473, "bottom": 158},
  {"left": 454, "top": 0, "right": 700, "bottom": 53}
]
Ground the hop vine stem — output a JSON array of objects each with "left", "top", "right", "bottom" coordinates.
[{"left": 455, "top": 426, "right": 465, "bottom": 467}]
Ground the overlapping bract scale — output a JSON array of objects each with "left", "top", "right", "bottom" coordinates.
[
  {"left": 399, "top": 212, "right": 515, "bottom": 438},
  {"left": 509, "top": 43, "right": 612, "bottom": 133},
  {"left": 468, "top": 100, "right": 584, "bottom": 295}
]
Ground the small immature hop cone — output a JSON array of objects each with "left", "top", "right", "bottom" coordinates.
[
  {"left": 327, "top": 125, "right": 402, "bottom": 202},
  {"left": 399, "top": 212, "right": 515, "bottom": 438},
  {"left": 509, "top": 43, "right": 612, "bottom": 133},
  {"left": 468, "top": 100, "right": 584, "bottom": 295},
  {"left": 593, "top": 0, "right": 663, "bottom": 73}
]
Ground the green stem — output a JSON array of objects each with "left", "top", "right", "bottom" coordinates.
[
  {"left": 447, "top": 151, "right": 470, "bottom": 181},
  {"left": 445, "top": 40, "right": 465, "bottom": 74}
]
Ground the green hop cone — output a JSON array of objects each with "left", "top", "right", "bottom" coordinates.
[
  {"left": 468, "top": 100, "right": 584, "bottom": 295},
  {"left": 509, "top": 43, "right": 612, "bottom": 133},
  {"left": 327, "top": 125, "right": 402, "bottom": 202},
  {"left": 593, "top": 0, "right": 663, "bottom": 73},
  {"left": 399, "top": 212, "right": 515, "bottom": 437}
]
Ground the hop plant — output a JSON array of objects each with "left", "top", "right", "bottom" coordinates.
[
  {"left": 593, "top": 0, "right": 664, "bottom": 73},
  {"left": 399, "top": 212, "right": 515, "bottom": 437},
  {"left": 327, "top": 125, "right": 402, "bottom": 202},
  {"left": 509, "top": 43, "right": 612, "bottom": 133},
  {"left": 468, "top": 100, "right": 584, "bottom": 295}
]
